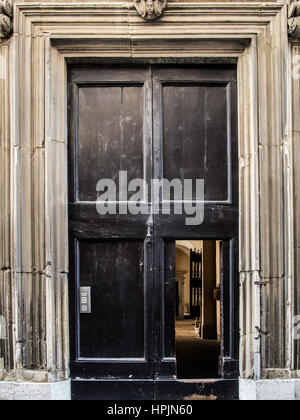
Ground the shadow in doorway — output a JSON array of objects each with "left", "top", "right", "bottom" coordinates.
[{"left": 176, "top": 321, "right": 221, "bottom": 380}]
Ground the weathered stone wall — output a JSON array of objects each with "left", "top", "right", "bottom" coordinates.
[{"left": 0, "top": 40, "right": 13, "bottom": 380}]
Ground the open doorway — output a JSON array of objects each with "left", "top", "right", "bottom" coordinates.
[{"left": 175, "top": 240, "right": 222, "bottom": 379}]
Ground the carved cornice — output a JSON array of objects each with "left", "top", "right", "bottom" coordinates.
[
  {"left": 134, "top": 0, "right": 167, "bottom": 21},
  {"left": 288, "top": 0, "right": 300, "bottom": 38},
  {"left": 0, "top": 0, "right": 13, "bottom": 39}
]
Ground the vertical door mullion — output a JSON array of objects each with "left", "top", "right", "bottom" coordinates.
[
  {"left": 144, "top": 67, "right": 155, "bottom": 376},
  {"left": 152, "top": 68, "right": 177, "bottom": 379},
  {"left": 220, "top": 239, "right": 239, "bottom": 379},
  {"left": 153, "top": 68, "right": 163, "bottom": 376}
]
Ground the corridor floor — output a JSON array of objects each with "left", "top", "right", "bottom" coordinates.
[{"left": 176, "top": 320, "right": 221, "bottom": 379}]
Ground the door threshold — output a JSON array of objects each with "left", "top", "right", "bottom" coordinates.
[
  {"left": 175, "top": 378, "right": 224, "bottom": 384},
  {"left": 154, "top": 378, "right": 239, "bottom": 400},
  {"left": 71, "top": 377, "right": 239, "bottom": 400},
  {"left": 71, "top": 378, "right": 154, "bottom": 400}
]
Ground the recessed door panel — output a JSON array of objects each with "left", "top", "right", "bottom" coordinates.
[
  {"left": 153, "top": 66, "right": 238, "bottom": 237},
  {"left": 77, "top": 85, "right": 144, "bottom": 202},
  {"left": 77, "top": 240, "right": 145, "bottom": 359},
  {"left": 162, "top": 84, "right": 229, "bottom": 202}
]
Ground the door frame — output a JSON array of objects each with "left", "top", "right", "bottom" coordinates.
[{"left": 9, "top": 1, "right": 293, "bottom": 398}]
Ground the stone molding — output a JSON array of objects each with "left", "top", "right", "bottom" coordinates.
[
  {"left": 0, "top": 1, "right": 12, "bottom": 38},
  {"left": 134, "top": 0, "right": 167, "bottom": 21},
  {"left": 288, "top": 0, "right": 300, "bottom": 38},
  {"left": 0, "top": 1, "right": 296, "bottom": 396}
]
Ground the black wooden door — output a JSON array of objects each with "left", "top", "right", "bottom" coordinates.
[
  {"left": 151, "top": 67, "right": 239, "bottom": 396},
  {"left": 68, "top": 65, "right": 239, "bottom": 400},
  {"left": 68, "top": 66, "right": 155, "bottom": 399}
]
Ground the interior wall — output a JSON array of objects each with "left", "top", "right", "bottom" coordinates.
[
  {"left": 176, "top": 248, "right": 189, "bottom": 315},
  {"left": 176, "top": 241, "right": 203, "bottom": 316},
  {"left": 176, "top": 240, "right": 220, "bottom": 339}
]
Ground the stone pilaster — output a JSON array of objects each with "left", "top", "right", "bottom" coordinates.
[
  {"left": 290, "top": 41, "right": 300, "bottom": 373},
  {"left": 0, "top": 41, "right": 13, "bottom": 381}
]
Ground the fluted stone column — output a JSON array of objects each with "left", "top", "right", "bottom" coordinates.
[{"left": 290, "top": 39, "right": 300, "bottom": 375}]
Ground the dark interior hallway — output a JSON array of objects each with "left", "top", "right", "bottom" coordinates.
[{"left": 176, "top": 320, "right": 221, "bottom": 379}]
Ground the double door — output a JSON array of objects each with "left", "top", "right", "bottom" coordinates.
[{"left": 68, "top": 65, "right": 239, "bottom": 400}]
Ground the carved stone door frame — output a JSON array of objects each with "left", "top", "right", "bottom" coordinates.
[{"left": 0, "top": 1, "right": 295, "bottom": 399}]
